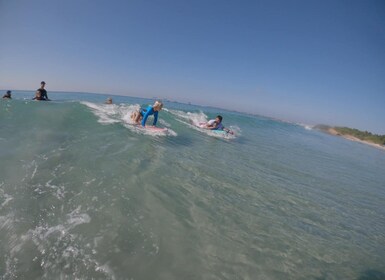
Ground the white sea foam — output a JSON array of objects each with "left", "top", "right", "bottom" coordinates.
[
  {"left": 1, "top": 193, "right": 13, "bottom": 208},
  {"left": 66, "top": 206, "right": 91, "bottom": 228},
  {"left": 82, "top": 101, "right": 177, "bottom": 136},
  {"left": 169, "top": 109, "right": 239, "bottom": 139},
  {"left": 20, "top": 160, "right": 39, "bottom": 182},
  {"left": 45, "top": 180, "right": 66, "bottom": 200},
  {"left": 81, "top": 101, "right": 121, "bottom": 124},
  {"left": 296, "top": 122, "right": 314, "bottom": 130},
  {"left": 2, "top": 206, "right": 101, "bottom": 278}
]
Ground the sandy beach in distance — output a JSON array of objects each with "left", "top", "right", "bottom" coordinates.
[{"left": 327, "top": 128, "right": 385, "bottom": 151}]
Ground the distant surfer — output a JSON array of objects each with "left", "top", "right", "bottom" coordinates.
[
  {"left": 2, "top": 90, "right": 12, "bottom": 99},
  {"left": 33, "top": 81, "right": 50, "bottom": 101},
  {"left": 105, "top": 97, "right": 113, "bottom": 104},
  {"left": 202, "top": 115, "right": 233, "bottom": 134},
  {"left": 130, "top": 101, "right": 163, "bottom": 127}
]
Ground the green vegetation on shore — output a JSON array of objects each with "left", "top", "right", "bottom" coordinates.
[{"left": 315, "top": 125, "right": 385, "bottom": 146}]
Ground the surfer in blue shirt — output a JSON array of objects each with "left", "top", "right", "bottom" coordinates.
[{"left": 131, "top": 101, "right": 163, "bottom": 127}]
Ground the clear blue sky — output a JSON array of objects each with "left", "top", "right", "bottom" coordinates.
[{"left": 1, "top": 0, "right": 384, "bottom": 134}]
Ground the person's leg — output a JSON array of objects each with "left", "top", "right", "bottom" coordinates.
[
  {"left": 134, "top": 111, "right": 142, "bottom": 124},
  {"left": 131, "top": 111, "right": 138, "bottom": 120}
]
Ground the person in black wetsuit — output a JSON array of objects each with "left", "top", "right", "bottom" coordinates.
[
  {"left": 34, "top": 81, "right": 50, "bottom": 101},
  {"left": 2, "top": 90, "right": 12, "bottom": 99}
]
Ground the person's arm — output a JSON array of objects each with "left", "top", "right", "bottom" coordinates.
[
  {"left": 222, "top": 127, "right": 233, "bottom": 134},
  {"left": 44, "top": 90, "right": 50, "bottom": 101},
  {"left": 207, "top": 122, "right": 218, "bottom": 130},
  {"left": 205, "top": 120, "right": 216, "bottom": 129},
  {"left": 153, "top": 111, "right": 158, "bottom": 126}
]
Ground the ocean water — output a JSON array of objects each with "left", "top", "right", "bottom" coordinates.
[{"left": 1, "top": 91, "right": 385, "bottom": 280}]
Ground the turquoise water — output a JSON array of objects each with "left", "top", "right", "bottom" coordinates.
[{"left": 1, "top": 91, "right": 385, "bottom": 279}]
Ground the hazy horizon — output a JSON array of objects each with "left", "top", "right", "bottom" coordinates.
[{"left": 5, "top": 88, "right": 384, "bottom": 136}]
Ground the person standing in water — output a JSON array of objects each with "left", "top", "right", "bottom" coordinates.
[
  {"left": 35, "top": 81, "right": 50, "bottom": 101},
  {"left": 131, "top": 101, "right": 163, "bottom": 127}
]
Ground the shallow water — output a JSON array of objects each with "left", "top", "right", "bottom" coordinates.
[{"left": 1, "top": 91, "right": 385, "bottom": 279}]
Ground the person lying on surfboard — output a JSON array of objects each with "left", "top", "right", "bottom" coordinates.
[
  {"left": 131, "top": 101, "right": 163, "bottom": 127},
  {"left": 201, "top": 115, "right": 233, "bottom": 134}
]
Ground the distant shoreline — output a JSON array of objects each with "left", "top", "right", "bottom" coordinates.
[{"left": 316, "top": 125, "right": 385, "bottom": 151}]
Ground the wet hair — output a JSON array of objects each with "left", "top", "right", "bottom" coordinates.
[
  {"left": 216, "top": 115, "right": 223, "bottom": 122},
  {"left": 153, "top": 101, "right": 163, "bottom": 110}
]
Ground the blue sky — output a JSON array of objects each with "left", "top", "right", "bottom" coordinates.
[{"left": 1, "top": 0, "right": 384, "bottom": 134}]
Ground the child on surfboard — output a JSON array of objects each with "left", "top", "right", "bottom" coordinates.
[
  {"left": 131, "top": 101, "right": 164, "bottom": 127},
  {"left": 201, "top": 115, "right": 233, "bottom": 134}
]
